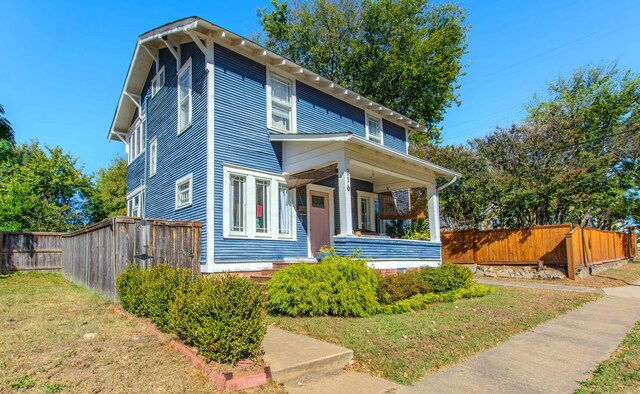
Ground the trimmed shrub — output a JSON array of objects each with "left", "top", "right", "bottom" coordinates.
[
  {"left": 376, "top": 271, "right": 431, "bottom": 304},
  {"left": 141, "top": 264, "right": 193, "bottom": 332},
  {"left": 267, "top": 253, "right": 380, "bottom": 317},
  {"left": 419, "top": 263, "right": 474, "bottom": 293},
  {"left": 115, "top": 264, "right": 147, "bottom": 315},
  {"left": 168, "top": 275, "right": 266, "bottom": 364},
  {"left": 378, "top": 284, "right": 494, "bottom": 314}
]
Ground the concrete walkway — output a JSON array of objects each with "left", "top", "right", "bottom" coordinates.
[{"left": 398, "top": 281, "right": 640, "bottom": 394}]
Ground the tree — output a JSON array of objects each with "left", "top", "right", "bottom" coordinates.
[
  {"left": 0, "top": 104, "right": 15, "bottom": 146},
  {"left": 87, "top": 155, "right": 128, "bottom": 222},
  {"left": 420, "top": 64, "right": 640, "bottom": 230},
  {"left": 0, "top": 142, "right": 91, "bottom": 232},
  {"left": 258, "top": 0, "right": 468, "bottom": 144}
]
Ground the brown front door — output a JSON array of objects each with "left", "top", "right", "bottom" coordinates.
[{"left": 309, "top": 190, "right": 330, "bottom": 256}]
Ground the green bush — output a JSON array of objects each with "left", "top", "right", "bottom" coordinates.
[
  {"left": 115, "top": 264, "right": 147, "bottom": 315},
  {"left": 141, "top": 264, "right": 193, "bottom": 332},
  {"left": 376, "top": 271, "right": 431, "bottom": 304},
  {"left": 378, "top": 284, "right": 494, "bottom": 314},
  {"left": 168, "top": 275, "right": 266, "bottom": 364},
  {"left": 419, "top": 263, "right": 475, "bottom": 293},
  {"left": 267, "top": 253, "right": 380, "bottom": 317}
]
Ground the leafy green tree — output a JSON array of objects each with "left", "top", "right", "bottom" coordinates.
[
  {"left": 258, "top": 0, "right": 468, "bottom": 144},
  {"left": 0, "top": 104, "right": 15, "bottom": 146},
  {"left": 0, "top": 142, "right": 91, "bottom": 232},
  {"left": 87, "top": 155, "right": 127, "bottom": 222}
]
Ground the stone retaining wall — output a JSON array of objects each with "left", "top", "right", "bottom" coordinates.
[{"left": 456, "top": 263, "right": 567, "bottom": 280}]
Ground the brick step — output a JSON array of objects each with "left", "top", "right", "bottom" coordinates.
[
  {"left": 249, "top": 275, "right": 272, "bottom": 284},
  {"left": 260, "top": 268, "right": 279, "bottom": 276}
]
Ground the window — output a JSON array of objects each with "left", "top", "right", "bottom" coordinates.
[
  {"left": 230, "top": 175, "right": 246, "bottom": 234},
  {"left": 149, "top": 138, "right": 157, "bottom": 177},
  {"left": 357, "top": 191, "right": 384, "bottom": 233},
  {"left": 267, "top": 72, "right": 296, "bottom": 132},
  {"left": 151, "top": 67, "right": 165, "bottom": 97},
  {"left": 127, "top": 191, "right": 143, "bottom": 217},
  {"left": 177, "top": 59, "right": 192, "bottom": 134},
  {"left": 366, "top": 115, "right": 383, "bottom": 144},
  {"left": 175, "top": 174, "right": 193, "bottom": 210},
  {"left": 223, "top": 165, "right": 296, "bottom": 240},
  {"left": 127, "top": 119, "right": 145, "bottom": 163}
]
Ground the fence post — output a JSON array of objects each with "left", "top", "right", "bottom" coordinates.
[{"left": 565, "top": 232, "right": 576, "bottom": 280}]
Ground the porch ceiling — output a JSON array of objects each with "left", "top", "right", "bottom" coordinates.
[{"left": 270, "top": 133, "right": 461, "bottom": 193}]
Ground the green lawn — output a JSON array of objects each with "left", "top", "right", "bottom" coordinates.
[
  {"left": 576, "top": 321, "right": 640, "bottom": 394},
  {"left": 269, "top": 286, "right": 600, "bottom": 384}
]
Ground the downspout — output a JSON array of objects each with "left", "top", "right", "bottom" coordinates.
[{"left": 437, "top": 175, "right": 459, "bottom": 192}]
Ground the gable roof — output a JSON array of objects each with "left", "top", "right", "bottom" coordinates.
[{"left": 109, "top": 16, "right": 430, "bottom": 142}]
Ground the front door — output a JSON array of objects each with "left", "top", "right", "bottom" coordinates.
[{"left": 309, "top": 190, "right": 330, "bottom": 257}]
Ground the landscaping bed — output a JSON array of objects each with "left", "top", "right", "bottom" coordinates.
[
  {"left": 577, "top": 320, "right": 640, "bottom": 393},
  {"left": 0, "top": 273, "right": 280, "bottom": 393},
  {"left": 269, "top": 286, "right": 600, "bottom": 384}
]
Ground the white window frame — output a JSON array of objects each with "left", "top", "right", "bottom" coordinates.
[
  {"left": 357, "top": 191, "right": 384, "bottom": 233},
  {"left": 175, "top": 173, "right": 193, "bottom": 210},
  {"left": 365, "top": 114, "right": 383, "bottom": 144},
  {"left": 149, "top": 138, "right": 157, "bottom": 177},
  {"left": 127, "top": 118, "right": 145, "bottom": 164},
  {"left": 266, "top": 69, "right": 297, "bottom": 133},
  {"left": 223, "top": 164, "right": 297, "bottom": 241},
  {"left": 126, "top": 186, "right": 144, "bottom": 217},
  {"left": 151, "top": 66, "right": 165, "bottom": 97},
  {"left": 177, "top": 58, "right": 192, "bottom": 135}
]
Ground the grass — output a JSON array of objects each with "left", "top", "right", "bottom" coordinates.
[
  {"left": 490, "top": 260, "right": 640, "bottom": 288},
  {"left": 0, "top": 273, "right": 279, "bottom": 393},
  {"left": 269, "top": 286, "right": 600, "bottom": 384},
  {"left": 576, "top": 321, "right": 640, "bottom": 393}
]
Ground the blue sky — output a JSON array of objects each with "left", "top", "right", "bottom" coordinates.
[{"left": 1, "top": 0, "right": 638, "bottom": 174}]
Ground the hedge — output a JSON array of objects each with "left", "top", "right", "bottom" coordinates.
[{"left": 115, "top": 264, "right": 266, "bottom": 364}]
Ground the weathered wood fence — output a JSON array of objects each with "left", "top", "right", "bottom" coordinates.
[
  {"left": 1, "top": 232, "right": 65, "bottom": 273},
  {"left": 1, "top": 217, "right": 202, "bottom": 301},
  {"left": 442, "top": 224, "right": 637, "bottom": 279}
]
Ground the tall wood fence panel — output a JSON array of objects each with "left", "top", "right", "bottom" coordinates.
[
  {"left": 1, "top": 232, "right": 64, "bottom": 273},
  {"left": 443, "top": 224, "right": 636, "bottom": 280},
  {"left": 62, "top": 217, "right": 201, "bottom": 301}
]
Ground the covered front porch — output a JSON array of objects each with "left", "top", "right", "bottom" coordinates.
[{"left": 271, "top": 133, "right": 461, "bottom": 269}]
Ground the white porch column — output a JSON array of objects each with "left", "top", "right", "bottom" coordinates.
[
  {"left": 338, "top": 159, "right": 353, "bottom": 236},
  {"left": 427, "top": 184, "right": 441, "bottom": 242}
]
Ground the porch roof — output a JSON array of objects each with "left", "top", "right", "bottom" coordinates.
[{"left": 269, "top": 132, "right": 462, "bottom": 181}]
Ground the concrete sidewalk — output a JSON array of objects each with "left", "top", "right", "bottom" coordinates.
[{"left": 398, "top": 282, "right": 640, "bottom": 394}]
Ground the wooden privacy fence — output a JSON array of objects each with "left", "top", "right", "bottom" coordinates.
[
  {"left": 62, "top": 217, "right": 201, "bottom": 301},
  {"left": 1, "top": 232, "right": 65, "bottom": 273},
  {"left": 442, "top": 224, "right": 637, "bottom": 279}
]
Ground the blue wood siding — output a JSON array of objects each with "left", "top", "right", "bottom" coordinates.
[
  {"left": 213, "top": 45, "right": 307, "bottom": 263},
  {"left": 383, "top": 120, "right": 407, "bottom": 154},
  {"left": 334, "top": 237, "right": 441, "bottom": 260},
  {"left": 297, "top": 82, "right": 365, "bottom": 137},
  {"left": 126, "top": 43, "right": 209, "bottom": 261}
]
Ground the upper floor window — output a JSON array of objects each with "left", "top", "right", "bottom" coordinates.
[
  {"left": 366, "top": 115, "right": 383, "bottom": 144},
  {"left": 223, "top": 165, "right": 295, "bottom": 240},
  {"left": 127, "top": 119, "right": 145, "bottom": 164},
  {"left": 178, "top": 59, "right": 192, "bottom": 134},
  {"left": 175, "top": 173, "right": 193, "bottom": 210},
  {"left": 151, "top": 66, "right": 165, "bottom": 97},
  {"left": 267, "top": 71, "right": 296, "bottom": 133},
  {"left": 149, "top": 138, "right": 157, "bottom": 177}
]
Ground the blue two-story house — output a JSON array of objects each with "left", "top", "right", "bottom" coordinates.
[{"left": 108, "top": 17, "right": 461, "bottom": 274}]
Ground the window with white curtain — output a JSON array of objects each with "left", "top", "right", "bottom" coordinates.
[
  {"left": 224, "top": 166, "right": 296, "bottom": 240},
  {"left": 175, "top": 173, "right": 193, "bottom": 210},
  {"left": 366, "top": 114, "right": 383, "bottom": 144}
]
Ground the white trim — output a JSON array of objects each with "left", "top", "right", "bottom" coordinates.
[
  {"left": 337, "top": 159, "right": 353, "bottom": 236},
  {"left": 222, "top": 165, "right": 297, "bottom": 241},
  {"left": 126, "top": 118, "right": 146, "bottom": 164},
  {"left": 266, "top": 67, "right": 297, "bottom": 133},
  {"left": 205, "top": 39, "right": 216, "bottom": 271},
  {"left": 356, "top": 190, "right": 378, "bottom": 232},
  {"left": 366, "top": 259, "right": 441, "bottom": 269},
  {"left": 126, "top": 184, "right": 144, "bottom": 200},
  {"left": 126, "top": 187, "right": 144, "bottom": 217},
  {"left": 177, "top": 57, "right": 193, "bottom": 135},
  {"left": 405, "top": 128, "right": 410, "bottom": 154},
  {"left": 365, "top": 113, "right": 383, "bottom": 145},
  {"left": 149, "top": 137, "right": 157, "bottom": 177},
  {"left": 211, "top": 262, "right": 274, "bottom": 273},
  {"left": 151, "top": 66, "right": 165, "bottom": 97},
  {"left": 306, "top": 183, "right": 335, "bottom": 258},
  {"left": 175, "top": 173, "right": 193, "bottom": 210}
]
